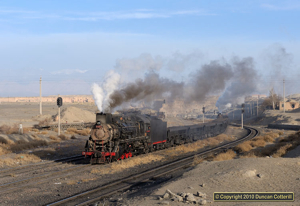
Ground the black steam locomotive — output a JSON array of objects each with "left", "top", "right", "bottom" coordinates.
[{"left": 82, "top": 112, "right": 228, "bottom": 164}]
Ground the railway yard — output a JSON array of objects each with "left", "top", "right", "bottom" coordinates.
[{"left": 0, "top": 102, "right": 300, "bottom": 205}]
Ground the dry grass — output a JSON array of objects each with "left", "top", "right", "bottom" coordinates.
[
  {"left": 81, "top": 178, "right": 96, "bottom": 182},
  {"left": 0, "top": 154, "right": 40, "bottom": 167},
  {"left": 0, "top": 136, "right": 9, "bottom": 144},
  {"left": 10, "top": 140, "right": 48, "bottom": 152},
  {"left": 272, "top": 143, "right": 293, "bottom": 158},
  {"left": 32, "top": 128, "right": 39, "bottom": 133},
  {"left": 66, "top": 180, "right": 78, "bottom": 185},
  {"left": 66, "top": 128, "right": 90, "bottom": 136},
  {"left": 278, "top": 131, "right": 284, "bottom": 135},
  {"left": 67, "top": 128, "right": 77, "bottom": 133},
  {"left": 32, "top": 134, "right": 41, "bottom": 140},
  {"left": 91, "top": 154, "right": 164, "bottom": 175},
  {"left": 192, "top": 156, "right": 204, "bottom": 166},
  {"left": 213, "top": 149, "right": 236, "bottom": 161},
  {"left": 38, "top": 117, "right": 52, "bottom": 127},
  {"left": 0, "top": 124, "right": 19, "bottom": 134},
  {"left": 238, "top": 131, "right": 300, "bottom": 158},
  {"left": 23, "top": 127, "right": 31, "bottom": 133},
  {"left": 40, "top": 131, "right": 48, "bottom": 135},
  {"left": 262, "top": 135, "right": 275, "bottom": 143},
  {"left": 71, "top": 135, "right": 77, "bottom": 139},
  {"left": 214, "top": 134, "right": 232, "bottom": 142},
  {"left": 76, "top": 128, "right": 90, "bottom": 136},
  {"left": 58, "top": 134, "right": 69, "bottom": 140},
  {"left": 49, "top": 135, "right": 60, "bottom": 142},
  {"left": 250, "top": 139, "right": 266, "bottom": 147},
  {"left": 234, "top": 141, "right": 253, "bottom": 153},
  {"left": 163, "top": 134, "right": 234, "bottom": 157},
  {"left": 240, "top": 151, "right": 258, "bottom": 158},
  {"left": 0, "top": 144, "right": 11, "bottom": 155}
]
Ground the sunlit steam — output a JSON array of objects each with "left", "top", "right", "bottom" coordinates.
[
  {"left": 91, "top": 83, "right": 104, "bottom": 112},
  {"left": 103, "top": 70, "right": 121, "bottom": 111}
]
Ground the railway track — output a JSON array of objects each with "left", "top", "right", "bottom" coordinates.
[
  {"left": 0, "top": 155, "right": 87, "bottom": 194},
  {"left": 47, "top": 125, "right": 259, "bottom": 206},
  {"left": 0, "top": 155, "right": 85, "bottom": 178}
]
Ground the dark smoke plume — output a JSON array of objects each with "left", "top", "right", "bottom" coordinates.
[
  {"left": 107, "top": 57, "right": 258, "bottom": 112},
  {"left": 108, "top": 72, "right": 184, "bottom": 110},
  {"left": 216, "top": 57, "right": 257, "bottom": 111}
]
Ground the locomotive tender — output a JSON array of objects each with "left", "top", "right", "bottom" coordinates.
[{"left": 82, "top": 112, "right": 228, "bottom": 164}]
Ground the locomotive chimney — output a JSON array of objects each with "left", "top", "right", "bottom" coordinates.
[{"left": 96, "top": 112, "right": 112, "bottom": 124}]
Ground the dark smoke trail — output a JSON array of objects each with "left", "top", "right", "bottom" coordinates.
[
  {"left": 216, "top": 57, "right": 258, "bottom": 111},
  {"left": 107, "top": 56, "right": 259, "bottom": 112},
  {"left": 108, "top": 72, "right": 184, "bottom": 110}
]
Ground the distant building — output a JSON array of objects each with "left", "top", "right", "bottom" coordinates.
[{"left": 279, "top": 100, "right": 300, "bottom": 111}]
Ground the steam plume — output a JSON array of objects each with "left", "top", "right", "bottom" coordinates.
[
  {"left": 91, "top": 83, "right": 104, "bottom": 111},
  {"left": 103, "top": 70, "right": 121, "bottom": 110},
  {"left": 216, "top": 57, "right": 258, "bottom": 111}
]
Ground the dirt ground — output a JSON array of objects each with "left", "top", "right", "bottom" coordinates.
[
  {"left": 0, "top": 102, "right": 98, "bottom": 127},
  {"left": 126, "top": 157, "right": 300, "bottom": 206},
  {"left": 1, "top": 102, "right": 300, "bottom": 205}
]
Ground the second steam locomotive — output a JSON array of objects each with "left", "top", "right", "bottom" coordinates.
[{"left": 82, "top": 112, "right": 228, "bottom": 164}]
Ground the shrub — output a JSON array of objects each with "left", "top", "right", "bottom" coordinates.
[
  {"left": 263, "top": 135, "right": 275, "bottom": 143},
  {"left": 0, "top": 136, "right": 9, "bottom": 144},
  {"left": 272, "top": 143, "right": 293, "bottom": 158},
  {"left": 251, "top": 139, "right": 266, "bottom": 147},
  {"left": 0, "top": 124, "right": 19, "bottom": 134},
  {"left": 10, "top": 140, "right": 48, "bottom": 152},
  {"left": 58, "top": 134, "right": 69, "bottom": 140},
  {"left": 49, "top": 135, "right": 60, "bottom": 141},
  {"left": 234, "top": 141, "right": 253, "bottom": 153},
  {"left": 71, "top": 135, "right": 77, "bottom": 139},
  {"left": 77, "top": 129, "right": 90, "bottom": 136},
  {"left": 38, "top": 118, "right": 52, "bottom": 127},
  {"left": 213, "top": 150, "right": 236, "bottom": 161}
]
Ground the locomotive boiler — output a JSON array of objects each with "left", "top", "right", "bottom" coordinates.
[{"left": 82, "top": 111, "right": 228, "bottom": 164}]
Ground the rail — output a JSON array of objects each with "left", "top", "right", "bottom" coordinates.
[{"left": 46, "top": 125, "right": 259, "bottom": 206}]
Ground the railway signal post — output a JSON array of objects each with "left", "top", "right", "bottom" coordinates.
[
  {"left": 241, "top": 103, "right": 245, "bottom": 129},
  {"left": 57, "top": 96, "right": 63, "bottom": 136}
]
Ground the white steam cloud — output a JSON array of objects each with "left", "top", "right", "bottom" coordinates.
[
  {"left": 91, "top": 83, "right": 104, "bottom": 112},
  {"left": 103, "top": 70, "right": 121, "bottom": 110},
  {"left": 91, "top": 70, "right": 121, "bottom": 112}
]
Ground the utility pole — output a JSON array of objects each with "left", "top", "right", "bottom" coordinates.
[
  {"left": 283, "top": 79, "right": 285, "bottom": 113},
  {"left": 202, "top": 106, "right": 205, "bottom": 123},
  {"left": 241, "top": 104, "right": 245, "bottom": 129},
  {"left": 257, "top": 96, "right": 259, "bottom": 116},
  {"left": 39, "top": 76, "right": 42, "bottom": 115}
]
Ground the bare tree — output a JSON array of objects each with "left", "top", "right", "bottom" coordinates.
[
  {"left": 261, "top": 89, "right": 282, "bottom": 111},
  {"left": 269, "top": 87, "right": 275, "bottom": 110}
]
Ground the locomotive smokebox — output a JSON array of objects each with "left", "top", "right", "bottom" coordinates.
[{"left": 96, "top": 112, "right": 112, "bottom": 124}]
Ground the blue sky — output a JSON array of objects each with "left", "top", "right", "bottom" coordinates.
[{"left": 0, "top": 0, "right": 300, "bottom": 97}]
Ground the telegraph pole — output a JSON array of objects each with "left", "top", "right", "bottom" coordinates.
[
  {"left": 39, "top": 76, "right": 42, "bottom": 115},
  {"left": 241, "top": 104, "right": 245, "bottom": 129},
  {"left": 283, "top": 79, "right": 285, "bottom": 113},
  {"left": 202, "top": 106, "right": 205, "bottom": 123},
  {"left": 257, "top": 96, "right": 259, "bottom": 116}
]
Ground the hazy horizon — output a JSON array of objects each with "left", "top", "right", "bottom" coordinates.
[{"left": 1, "top": 0, "right": 300, "bottom": 101}]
